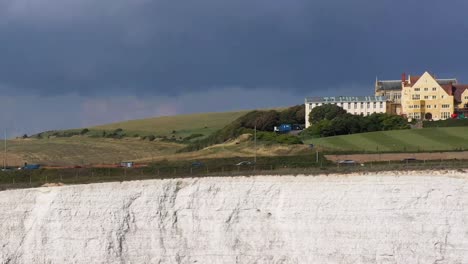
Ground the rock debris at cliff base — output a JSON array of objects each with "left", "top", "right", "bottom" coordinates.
[{"left": 1, "top": 171, "right": 468, "bottom": 264}]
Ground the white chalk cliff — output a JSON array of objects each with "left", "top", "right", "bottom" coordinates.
[{"left": 1, "top": 171, "right": 468, "bottom": 263}]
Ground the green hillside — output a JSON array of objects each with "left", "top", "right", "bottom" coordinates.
[
  {"left": 90, "top": 110, "right": 250, "bottom": 138},
  {"left": 35, "top": 110, "right": 251, "bottom": 140},
  {"left": 303, "top": 127, "right": 468, "bottom": 153}
]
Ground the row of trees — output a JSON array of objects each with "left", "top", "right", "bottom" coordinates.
[
  {"left": 239, "top": 105, "right": 305, "bottom": 131},
  {"left": 304, "top": 104, "right": 410, "bottom": 137},
  {"left": 181, "top": 105, "right": 306, "bottom": 152}
]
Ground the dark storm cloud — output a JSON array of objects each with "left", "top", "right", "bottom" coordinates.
[{"left": 1, "top": 0, "right": 468, "bottom": 97}]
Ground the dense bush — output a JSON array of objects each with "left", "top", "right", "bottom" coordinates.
[
  {"left": 50, "top": 131, "right": 81, "bottom": 138},
  {"left": 423, "top": 119, "right": 468, "bottom": 128},
  {"left": 80, "top": 128, "right": 90, "bottom": 135},
  {"left": 304, "top": 105, "right": 410, "bottom": 138},
  {"left": 309, "top": 104, "right": 347, "bottom": 125},
  {"left": 180, "top": 105, "right": 306, "bottom": 152},
  {"left": 279, "top": 104, "right": 305, "bottom": 124},
  {"left": 105, "top": 128, "right": 126, "bottom": 139}
]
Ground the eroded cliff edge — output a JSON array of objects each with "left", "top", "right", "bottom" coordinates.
[{"left": 1, "top": 171, "right": 468, "bottom": 263}]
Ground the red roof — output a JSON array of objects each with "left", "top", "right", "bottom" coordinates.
[
  {"left": 440, "top": 84, "right": 454, "bottom": 96},
  {"left": 409, "top": 75, "right": 420, "bottom": 85},
  {"left": 453, "top": 84, "right": 468, "bottom": 102}
]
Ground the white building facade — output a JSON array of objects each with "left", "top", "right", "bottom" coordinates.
[{"left": 305, "top": 96, "right": 390, "bottom": 128}]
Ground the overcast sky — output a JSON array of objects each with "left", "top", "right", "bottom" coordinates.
[{"left": 1, "top": 0, "right": 468, "bottom": 136}]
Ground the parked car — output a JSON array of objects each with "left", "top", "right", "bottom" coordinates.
[
  {"left": 337, "top": 160, "right": 360, "bottom": 166},
  {"left": 235, "top": 161, "right": 254, "bottom": 166},
  {"left": 191, "top": 161, "right": 204, "bottom": 168},
  {"left": 402, "top": 158, "right": 419, "bottom": 163}
]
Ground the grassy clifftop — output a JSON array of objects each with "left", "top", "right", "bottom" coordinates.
[
  {"left": 91, "top": 111, "right": 250, "bottom": 138},
  {"left": 304, "top": 127, "right": 468, "bottom": 153}
]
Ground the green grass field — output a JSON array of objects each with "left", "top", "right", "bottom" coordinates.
[
  {"left": 303, "top": 127, "right": 468, "bottom": 153},
  {"left": 90, "top": 110, "right": 250, "bottom": 139}
]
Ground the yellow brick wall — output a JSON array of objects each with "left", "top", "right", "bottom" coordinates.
[
  {"left": 458, "top": 89, "right": 468, "bottom": 109},
  {"left": 401, "top": 72, "right": 454, "bottom": 120}
]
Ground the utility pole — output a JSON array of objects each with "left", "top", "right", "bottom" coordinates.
[
  {"left": 254, "top": 124, "right": 257, "bottom": 164},
  {"left": 3, "top": 128, "right": 6, "bottom": 170}
]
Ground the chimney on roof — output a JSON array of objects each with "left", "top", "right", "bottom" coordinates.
[{"left": 401, "top": 72, "right": 406, "bottom": 83}]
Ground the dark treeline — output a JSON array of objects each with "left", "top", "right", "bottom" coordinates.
[
  {"left": 180, "top": 105, "right": 305, "bottom": 152},
  {"left": 303, "top": 104, "right": 410, "bottom": 138}
]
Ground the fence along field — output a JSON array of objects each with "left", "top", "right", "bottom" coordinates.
[{"left": 1, "top": 156, "right": 468, "bottom": 191}]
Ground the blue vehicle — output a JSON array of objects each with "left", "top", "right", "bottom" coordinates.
[
  {"left": 20, "top": 163, "right": 41, "bottom": 170},
  {"left": 274, "top": 124, "right": 292, "bottom": 133}
]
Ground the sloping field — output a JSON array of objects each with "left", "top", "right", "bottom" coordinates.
[
  {"left": 1, "top": 137, "right": 183, "bottom": 166},
  {"left": 3, "top": 135, "right": 310, "bottom": 166},
  {"left": 91, "top": 110, "right": 250, "bottom": 138},
  {"left": 303, "top": 127, "right": 468, "bottom": 152}
]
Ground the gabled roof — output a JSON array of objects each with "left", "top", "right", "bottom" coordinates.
[
  {"left": 409, "top": 75, "right": 421, "bottom": 84},
  {"left": 440, "top": 84, "right": 454, "bottom": 96},
  {"left": 453, "top": 84, "right": 468, "bottom": 102}
]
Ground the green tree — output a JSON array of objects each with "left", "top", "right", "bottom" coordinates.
[
  {"left": 242, "top": 110, "right": 280, "bottom": 131},
  {"left": 309, "top": 104, "right": 347, "bottom": 125},
  {"left": 80, "top": 128, "right": 90, "bottom": 135},
  {"left": 279, "top": 104, "right": 305, "bottom": 124}
]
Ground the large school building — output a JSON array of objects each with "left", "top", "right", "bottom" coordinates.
[{"left": 305, "top": 71, "right": 468, "bottom": 128}]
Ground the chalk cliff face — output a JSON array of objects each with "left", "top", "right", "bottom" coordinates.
[{"left": 1, "top": 172, "right": 468, "bottom": 263}]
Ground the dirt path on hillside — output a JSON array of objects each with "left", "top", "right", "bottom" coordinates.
[{"left": 326, "top": 151, "right": 468, "bottom": 163}]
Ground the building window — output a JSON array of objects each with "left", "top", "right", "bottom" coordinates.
[
  {"left": 373, "top": 102, "right": 376, "bottom": 108},
  {"left": 434, "top": 105, "right": 437, "bottom": 108},
  {"left": 414, "top": 88, "right": 420, "bottom": 91},
  {"left": 347, "top": 103, "right": 351, "bottom": 108},
  {"left": 441, "top": 112, "right": 451, "bottom": 119},
  {"left": 432, "top": 87, "right": 437, "bottom": 91},
  {"left": 367, "top": 102, "right": 370, "bottom": 108},
  {"left": 424, "top": 88, "right": 428, "bottom": 91},
  {"left": 441, "top": 95, "right": 445, "bottom": 99},
  {"left": 427, "top": 105, "right": 431, "bottom": 109},
  {"left": 379, "top": 102, "right": 383, "bottom": 108},
  {"left": 360, "top": 102, "right": 364, "bottom": 109},
  {"left": 412, "top": 94, "right": 420, "bottom": 100},
  {"left": 465, "top": 96, "right": 468, "bottom": 100},
  {"left": 414, "top": 113, "right": 421, "bottom": 120},
  {"left": 432, "top": 95, "right": 437, "bottom": 99},
  {"left": 442, "top": 104, "right": 450, "bottom": 108},
  {"left": 424, "top": 96, "right": 429, "bottom": 99},
  {"left": 354, "top": 102, "right": 357, "bottom": 109}
]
